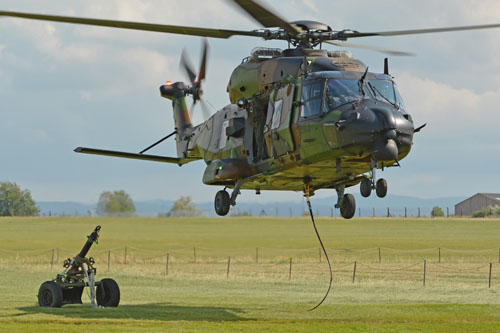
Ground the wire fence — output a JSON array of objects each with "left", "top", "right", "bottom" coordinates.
[{"left": 0, "top": 246, "right": 498, "bottom": 288}]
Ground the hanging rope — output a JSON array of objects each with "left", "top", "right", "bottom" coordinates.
[{"left": 304, "top": 183, "right": 333, "bottom": 311}]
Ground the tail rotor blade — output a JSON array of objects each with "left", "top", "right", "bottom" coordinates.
[
  {"left": 180, "top": 49, "right": 197, "bottom": 84},
  {"left": 197, "top": 38, "right": 209, "bottom": 84},
  {"left": 200, "top": 99, "right": 211, "bottom": 121}
]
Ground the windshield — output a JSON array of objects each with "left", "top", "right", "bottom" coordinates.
[
  {"left": 367, "top": 80, "right": 406, "bottom": 112},
  {"left": 325, "top": 79, "right": 362, "bottom": 110}
]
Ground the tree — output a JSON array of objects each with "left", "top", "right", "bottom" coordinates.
[
  {"left": 97, "top": 190, "right": 136, "bottom": 217},
  {"left": 0, "top": 181, "right": 40, "bottom": 216},
  {"left": 161, "top": 196, "right": 202, "bottom": 217},
  {"left": 431, "top": 206, "right": 444, "bottom": 218}
]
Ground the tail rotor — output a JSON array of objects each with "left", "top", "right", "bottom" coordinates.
[{"left": 180, "top": 39, "right": 211, "bottom": 121}]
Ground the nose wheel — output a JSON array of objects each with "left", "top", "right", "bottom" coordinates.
[
  {"left": 359, "top": 159, "right": 388, "bottom": 198},
  {"left": 375, "top": 178, "right": 387, "bottom": 198}
]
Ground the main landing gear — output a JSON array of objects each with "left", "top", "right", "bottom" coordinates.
[
  {"left": 335, "top": 185, "right": 356, "bottom": 219},
  {"left": 360, "top": 160, "right": 387, "bottom": 199},
  {"left": 214, "top": 180, "right": 242, "bottom": 216}
]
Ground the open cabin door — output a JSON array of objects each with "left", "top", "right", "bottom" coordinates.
[{"left": 264, "top": 84, "right": 295, "bottom": 157}]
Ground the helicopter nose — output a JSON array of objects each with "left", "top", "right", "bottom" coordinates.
[{"left": 335, "top": 102, "right": 414, "bottom": 161}]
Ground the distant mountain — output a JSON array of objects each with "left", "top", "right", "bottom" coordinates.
[{"left": 37, "top": 194, "right": 466, "bottom": 218}]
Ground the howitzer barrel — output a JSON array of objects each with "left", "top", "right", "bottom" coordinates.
[{"left": 76, "top": 226, "right": 101, "bottom": 259}]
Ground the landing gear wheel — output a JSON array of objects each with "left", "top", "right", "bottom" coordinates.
[
  {"left": 214, "top": 190, "right": 230, "bottom": 216},
  {"left": 38, "top": 281, "right": 63, "bottom": 308},
  {"left": 360, "top": 178, "right": 372, "bottom": 198},
  {"left": 376, "top": 178, "right": 388, "bottom": 198},
  {"left": 97, "top": 278, "right": 120, "bottom": 307},
  {"left": 340, "top": 193, "right": 356, "bottom": 219}
]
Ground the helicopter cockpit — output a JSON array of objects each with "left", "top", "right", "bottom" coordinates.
[{"left": 301, "top": 73, "right": 406, "bottom": 118}]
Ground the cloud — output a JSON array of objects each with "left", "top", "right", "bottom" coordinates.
[
  {"left": 396, "top": 72, "right": 500, "bottom": 137},
  {"left": 303, "top": 0, "right": 319, "bottom": 14}
]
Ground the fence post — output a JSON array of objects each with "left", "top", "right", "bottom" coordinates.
[
  {"left": 124, "top": 246, "right": 128, "bottom": 264},
  {"left": 194, "top": 247, "right": 196, "bottom": 263},
  {"left": 439, "top": 248, "right": 441, "bottom": 263},
  {"left": 418, "top": 208, "right": 421, "bottom": 218},
  {"left": 166, "top": 253, "right": 169, "bottom": 276},
  {"left": 423, "top": 260, "right": 427, "bottom": 286},
  {"left": 489, "top": 263, "right": 492, "bottom": 288},
  {"left": 106, "top": 250, "right": 110, "bottom": 271},
  {"left": 373, "top": 208, "right": 375, "bottom": 217},
  {"left": 358, "top": 208, "right": 361, "bottom": 217},
  {"left": 378, "top": 247, "right": 381, "bottom": 263},
  {"left": 331, "top": 208, "right": 333, "bottom": 218},
  {"left": 289, "top": 258, "right": 292, "bottom": 280},
  {"left": 352, "top": 261, "right": 357, "bottom": 283},
  {"left": 50, "top": 249, "right": 55, "bottom": 269},
  {"left": 256, "top": 248, "right": 259, "bottom": 263},
  {"left": 405, "top": 207, "right": 407, "bottom": 218},
  {"left": 447, "top": 207, "right": 449, "bottom": 217},
  {"left": 227, "top": 256, "right": 231, "bottom": 279},
  {"left": 387, "top": 207, "right": 391, "bottom": 217}
]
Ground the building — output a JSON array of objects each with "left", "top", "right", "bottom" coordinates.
[{"left": 455, "top": 193, "right": 500, "bottom": 216}]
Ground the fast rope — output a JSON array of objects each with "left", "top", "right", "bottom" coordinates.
[{"left": 304, "top": 183, "right": 333, "bottom": 311}]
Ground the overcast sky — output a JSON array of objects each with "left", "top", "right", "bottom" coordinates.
[{"left": 1, "top": 0, "right": 499, "bottom": 205}]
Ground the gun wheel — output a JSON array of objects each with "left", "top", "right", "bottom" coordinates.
[
  {"left": 38, "top": 281, "right": 63, "bottom": 307},
  {"left": 97, "top": 278, "right": 120, "bottom": 307}
]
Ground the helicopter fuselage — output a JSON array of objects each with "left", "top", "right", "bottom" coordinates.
[{"left": 171, "top": 49, "right": 415, "bottom": 195}]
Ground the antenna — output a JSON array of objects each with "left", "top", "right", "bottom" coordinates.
[{"left": 384, "top": 58, "right": 389, "bottom": 75}]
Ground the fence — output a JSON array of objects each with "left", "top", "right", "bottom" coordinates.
[{"left": 0, "top": 246, "right": 498, "bottom": 288}]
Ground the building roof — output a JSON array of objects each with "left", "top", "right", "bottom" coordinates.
[{"left": 455, "top": 193, "right": 500, "bottom": 206}]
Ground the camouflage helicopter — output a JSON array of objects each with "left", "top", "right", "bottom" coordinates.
[{"left": 2, "top": 1, "right": 500, "bottom": 219}]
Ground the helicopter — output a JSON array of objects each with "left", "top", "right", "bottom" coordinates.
[{"left": 2, "top": 1, "right": 500, "bottom": 219}]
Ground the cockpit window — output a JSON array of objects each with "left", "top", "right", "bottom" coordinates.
[
  {"left": 367, "top": 80, "right": 406, "bottom": 112},
  {"left": 301, "top": 81, "right": 323, "bottom": 118},
  {"left": 393, "top": 83, "right": 407, "bottom": 112},
  {"left": 324, "top": 79, "right": 362, "bottom": 110}
]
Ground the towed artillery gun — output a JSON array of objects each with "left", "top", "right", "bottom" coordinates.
[{"left": 37, "top": 226, "right": 120, "bottom": 308}]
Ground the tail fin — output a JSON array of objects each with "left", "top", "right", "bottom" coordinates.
[{"left": 160, "top": 82, "right": 192, "bottom": 136}]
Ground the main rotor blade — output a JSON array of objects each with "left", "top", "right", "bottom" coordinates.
[
  {"left": 340, "top": 23, "right": 500, "bottom": 39},
  {"left": 0, "top": 10, "right": 259, "bottom": 39},
  {"left": 180, "top": 49, "right": 197, "bottom": 85},
  {"left": 232, "top": 0, "right": 299, "bottom": 34},
  {"left": 325, "top": 40, "right": 415, "bottom": 56},
  {"left": 196, "top": 39, "right": 209, "bottom": 84}
]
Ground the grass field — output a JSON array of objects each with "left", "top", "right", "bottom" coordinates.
[{"left": 1, "top": 216, "right": 500, "bottom": 332}]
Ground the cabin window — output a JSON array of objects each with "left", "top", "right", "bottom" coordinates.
[
  {"left": 271, "top": 99, "right": 283, "bottom": 130},
  {"left": 301, "top": 81, "right": 323, "bottom": 118}
]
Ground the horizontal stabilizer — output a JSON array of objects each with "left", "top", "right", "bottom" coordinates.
[{"left": 74, "top": 147, "right": 186, "bottom": 165}]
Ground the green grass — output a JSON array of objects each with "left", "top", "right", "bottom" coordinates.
[{"left": 1, "top": 216, "right": 500, "bottom": 332}]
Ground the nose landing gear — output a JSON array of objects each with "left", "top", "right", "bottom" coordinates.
[{"left": 359, "top": 159, "right": 388, "bottom": 198}]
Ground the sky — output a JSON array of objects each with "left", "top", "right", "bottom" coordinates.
[{"left": 0, "top": 0, "right": 500, "bottom": 205}]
